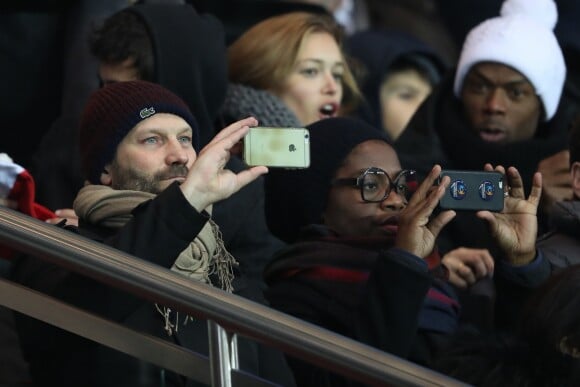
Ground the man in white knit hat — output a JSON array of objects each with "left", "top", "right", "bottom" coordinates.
[
  {"left": 394, "top": 0, "right": 578, "bottom": 329},
  {"left": 396, "top": 0, "right": 578, "bottom": 234}
]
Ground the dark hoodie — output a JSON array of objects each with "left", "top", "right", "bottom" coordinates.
[
  {"left": 346, "top": 29, "right": 448, "bottom": 140},
  {"left": 129, "top": 4, "right": 226, "bottom": 147}
]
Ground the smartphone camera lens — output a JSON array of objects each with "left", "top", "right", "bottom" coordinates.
[{"left": 304, "top": 134, "right": 309, "bottom": 139}]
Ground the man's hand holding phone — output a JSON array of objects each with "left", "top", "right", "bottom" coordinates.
[
  {"left": 476, "top": 164, "right": 541, "bottom": 266},
  {"left": 395, "top": 165, "right": 457, "bottom": 259}
]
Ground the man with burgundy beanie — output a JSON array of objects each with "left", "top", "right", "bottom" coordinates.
[
  {"left": 31, "top": 0, "right": 288, "bottom": 330},
  {"left": 11, "top": 81, "right": 284, "bottom": 386}
]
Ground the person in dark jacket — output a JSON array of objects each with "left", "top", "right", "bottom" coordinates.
[
  {"left": 263, "top": 116, "right": 545, "bottom": 386},
  {"left": 31, "top": 1, "right": 286, "bottom": 311},
  {"left": 434, "top": 264, "right": 580, "bottom": 386},
  {"left": 391, "top": 0, "right": 580, "bottom": 298},
  {"left": 394, "top": 0, "right": 579, "bottom": 232},
  {"left": 537, "top": 113, "right": 580, "bottom": 269},
  {"left": 346, "top": 29, "right": 448, "bottom": 141},
  {"left": 393, "top": 0, "right": 579, "bottom": 330},
  {"left": 13, "top": 81, "right": 293, "bottom": 387}
]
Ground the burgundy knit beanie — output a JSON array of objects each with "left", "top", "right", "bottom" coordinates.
[{"left": 79, "top": 80, "right": 199, "bottom": 184}]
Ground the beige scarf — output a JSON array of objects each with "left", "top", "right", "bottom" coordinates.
[{"left": 73, "top": 185, "right": 238, "bottom": 334}]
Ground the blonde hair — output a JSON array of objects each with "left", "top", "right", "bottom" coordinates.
[{"left": 228, "top": 12, "right": 360, "bottom": 111}]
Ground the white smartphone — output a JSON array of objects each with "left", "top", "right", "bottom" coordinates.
[{"left": 243, "top": 127, "right": 310, "bottom": 169}]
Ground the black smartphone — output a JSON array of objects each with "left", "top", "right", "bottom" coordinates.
[{"left": 438, "top": 170, "right": 505, "bottom": 212}]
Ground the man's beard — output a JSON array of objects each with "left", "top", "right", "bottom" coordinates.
[{"left": 109, "top": 162, "right": 189, "bottom": 194}]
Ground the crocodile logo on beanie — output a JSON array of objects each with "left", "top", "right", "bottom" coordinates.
[
  {"left": 453, "top": 0, "right": 566, "bottom": 121},
  {"left": 139, "top": 107, "right": 156, "bottom": 119}
]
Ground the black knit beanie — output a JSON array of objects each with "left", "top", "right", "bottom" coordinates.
[
  {"left": 265, "top": 116, "right": 390, "bottom": 243},
  {"left": 79, "top": 80, "right": 199, "bottom": 184}
]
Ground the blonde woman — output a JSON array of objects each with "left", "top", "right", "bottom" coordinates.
[{"left": 223, "top": 12, "right": 361, "bottom": 127}]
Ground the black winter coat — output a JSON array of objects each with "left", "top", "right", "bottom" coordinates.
[
  {"left": 263, "top": 225, "right": 460, "bottom": 386},
  {"left": 12, "top": 183, "right": 294, "bottom": 387}
]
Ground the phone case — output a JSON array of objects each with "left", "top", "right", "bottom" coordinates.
[
  {"left": 243, "top": 127, "right": 310, "bottom": 169},
  {"left": 438, "top": 170, "right": 505, "bottom": 212}
]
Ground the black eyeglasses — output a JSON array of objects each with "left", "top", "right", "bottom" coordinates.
[{"left": 331, "top": 167, "right": 417, "bottom": 203}]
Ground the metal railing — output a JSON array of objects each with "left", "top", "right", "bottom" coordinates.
[{"left": 0, "top": 207, "right": 467, "bottom": 386}]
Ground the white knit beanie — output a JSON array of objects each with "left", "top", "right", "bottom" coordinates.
[{"left": 453, "top": 0, "right": 566, "bottom": 121}]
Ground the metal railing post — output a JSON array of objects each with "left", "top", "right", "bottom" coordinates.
[
  {"left": 208, "top": 320, "right": 234, "bottom": 387},
  {"left": 230, "top": 333, "right": 239, "bottom": 370}
]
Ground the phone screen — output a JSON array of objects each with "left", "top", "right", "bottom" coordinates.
[{"left": 438, "top": 170, "right": 505, "bottom": 212}]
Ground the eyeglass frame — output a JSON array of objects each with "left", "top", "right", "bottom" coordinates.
[{"left": 331, "top": 167, "right": 417, "bottom": 203}]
